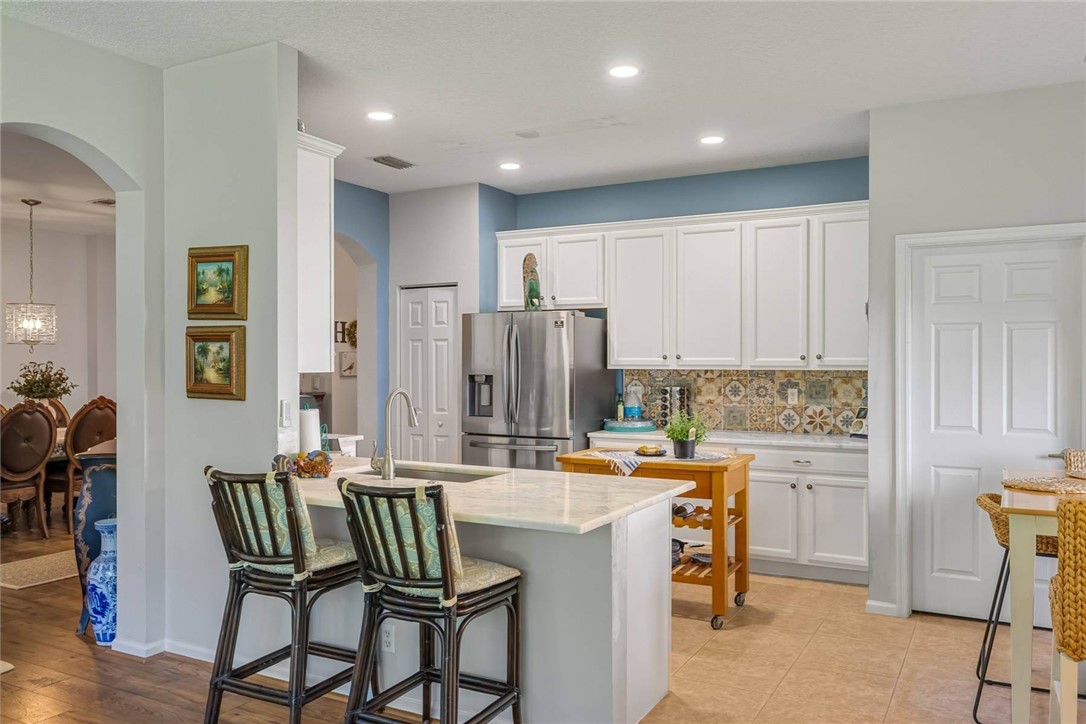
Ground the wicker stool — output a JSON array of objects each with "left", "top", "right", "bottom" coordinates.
[
  {"left": 203, "top": 467, "right": 365, "bottom": 724},
  {"left": 974, "top": 493, "right": 1060, "bottom": 723},
  {"left": 339, "top": 480, "right": 521, "bottom": 724},
  {"left": 1050, "top": 498, "right": 1086, "bottom": 723},
  {"left": 1064, "top": 449, "right": 1086, "bottom": 472}
]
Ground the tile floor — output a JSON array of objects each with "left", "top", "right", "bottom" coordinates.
[{"left": 649, "top": 573, "right": 1086, "bottom": 723}]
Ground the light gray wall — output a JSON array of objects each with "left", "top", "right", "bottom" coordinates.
[
  {"left": 162, "top": 41, "right": 299, "bottom": 658},
  {"left": 1, "top": 17, "right": 167, "bottom": 654},
  {"left": 1, "top": 224, "right": 115, "bottom": 410},
  {"left": 867, "top": 81, "right": 1086, "bottom": 613}
]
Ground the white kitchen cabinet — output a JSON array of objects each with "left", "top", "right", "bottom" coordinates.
[
  {"left": 811, "top": 212, "right": 869, "bottom": 368},
  {"left": 804, "top": 475, "right": 869, "bottom": 567},
  {"left": 674, "top": 223, "right": 743, "bottom": 368},
  {"left": 297, "top": 131, "right": 345, "bottom": 373},
  {"left": 606, "top": 228, "right": 672, "bottom": 367},
  {"left": 744, "top": 217, "right": 809, "bottom": 368},
  {"left": 748, "top": 471, "right": 801, "bottom": 562},
  {"left": 496, "top": 233, "right": 604, "bottom": 310},
  {"left": 498, "top": 237, "right": 548, "bottom": 309}
]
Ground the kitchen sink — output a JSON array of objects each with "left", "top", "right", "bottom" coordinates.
[{"left": 359, "top": 467, "right": 502, "bottom": 484}]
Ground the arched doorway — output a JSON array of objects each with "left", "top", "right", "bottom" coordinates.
[{"left": 1, "top": 122, "right": 164, "bottom": 656}]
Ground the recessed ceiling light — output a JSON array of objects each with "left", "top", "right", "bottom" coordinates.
[
  {"left": 499, "top": 162, "right": 521, "bottom": 171},
  {"left": 367, "top": 111, "right": 396, "bottom": 121},
  {"left": 700, "top": 135, "right": 725, "bottom": 145},
  {"left": 608, "top": 65, "right": 640, "bottom": 79}
]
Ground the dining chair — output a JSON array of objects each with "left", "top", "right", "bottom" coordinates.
[
  {"left": 45, "top": 396, "right": 116, "bottom": 533},
  {"left": 1049, "top": 498, "right": 1086, "bottom": 723},
  {"left": 339, "top": 479, "right": 522, "bottom": 724},
  {"left": 0, "top": 400, "right": 58, "bottom": 538}
]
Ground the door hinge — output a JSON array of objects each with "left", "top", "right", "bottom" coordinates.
[{"left": 865, "top": 301, "right": 869, "bottom": 319}]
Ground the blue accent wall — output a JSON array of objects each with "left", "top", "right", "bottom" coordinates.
[
  {"left": 515, "top": 156, "right": 869, "bottom": 229},
  {"left": 478, "top": 183, "right": 517, "bottom": 312},
  {"left": 334, "top": 180, "right": 391, "bottom": 447}
]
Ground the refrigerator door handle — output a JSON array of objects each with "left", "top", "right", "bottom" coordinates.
[
  {"left": 512, "top": 324, "right": 522, "bottom": 424},
  {"left": 502, "top": 323, "right": 512, "bottom": 423},
  {"left": 467, "top": 441, "right": 559, "bottom": 452}
]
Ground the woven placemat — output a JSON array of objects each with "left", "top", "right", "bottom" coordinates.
[{"left": 1003, "top": 476, "right": 1086, "bottom": 494}]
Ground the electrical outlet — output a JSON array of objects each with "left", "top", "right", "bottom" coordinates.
[
  {"left": 279, "top": 400, "right": 292, "bottom": 427},
  {"left": 381, "top": 623, "right": 395, "bottom": 653},
  {"left": 787, "top": 388, "right": 799, "bottom": 405}
]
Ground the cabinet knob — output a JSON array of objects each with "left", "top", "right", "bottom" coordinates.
[
  {"left": 676, "top": 354, "right": 682, "bottom": 360},
  {"left": 806, "top": 483, "right": 813, "bottom": 490},
  {"left": 793, "top": 459, "right": 812, "bottom": 466},
  {"left": 789, "top": 483, "right": 797, "bottom": 489},
  {"left": 816, "top": 354, "right": 823, "bottom": 360},
  {"left": 800, "top": 354, "right": 806, "bottom": 361},
  {"left": 551, "top": 295, "right": 556, "bottom": 301},
  {"left": 662, "top": 354, "right": 668, "bottom": 360}
]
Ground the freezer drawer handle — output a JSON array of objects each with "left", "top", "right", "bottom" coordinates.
[{"left": 468, "top": 441, "right": 559, "bottom": 452}]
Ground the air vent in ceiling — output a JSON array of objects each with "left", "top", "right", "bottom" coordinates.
[
  {"left": 370, "top": 155, "right": 415, "bottom": 170},
  {"left": 88, "top": 197, "right": 116, "bottom": 207}
]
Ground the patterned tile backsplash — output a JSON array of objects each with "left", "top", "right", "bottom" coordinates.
[{"left": 621, "top": 369, "right": 868, "bottom": 436}]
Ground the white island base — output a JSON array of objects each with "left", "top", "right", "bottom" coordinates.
[{"left": 289, "top": 461, "right": 692, "bottom": 723}]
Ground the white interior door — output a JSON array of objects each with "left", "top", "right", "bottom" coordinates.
[
  {"left": 398, "top": 286, "right": 459, "bottom": 463},
  {"left": 909, "top": 237, "right": 1082, "bottom": 620}
]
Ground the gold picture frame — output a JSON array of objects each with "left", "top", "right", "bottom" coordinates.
[
  {"left": 187, "top": 245, "right": 248, "bottom": 319},
  {"left": 186, "top": 326, "right": 246, "bottom": 400}
]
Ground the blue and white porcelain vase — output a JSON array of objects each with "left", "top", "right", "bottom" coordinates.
[{"left": 85, "top": 518, "right": 118, "bottom": 646}]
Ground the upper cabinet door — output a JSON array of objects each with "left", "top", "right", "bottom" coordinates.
[
  {"left": 297, "top": 132, "right": 344, "bottom": 373},
  {"left": 607, "top": 228, "right": 672, "bottom": 368},
  {"left": 498, "top": 237, "right": 548, "bottom": 310},
  {"left": 744, "top": 217, "right": 809, "bottom": 368},
  {"left": 675, "top": 223, "right": 742, "bottom": 368},
  {"left": 550, "top": 233, "right": 605, "bottom": 308},
  {"left": 811, "top": 212, "right": 868, "bottom": 368}
]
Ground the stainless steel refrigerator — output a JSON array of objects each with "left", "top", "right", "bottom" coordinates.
[{"left": 461, "top": 311, "right": 612, "bottom": 470}]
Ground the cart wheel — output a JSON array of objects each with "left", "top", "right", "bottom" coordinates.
[
  {"left": 734, "top": 592, "right": 746, "bottom": 607},
  {"left": 710, "top": 615, "right": 724, "bottom": 630}
]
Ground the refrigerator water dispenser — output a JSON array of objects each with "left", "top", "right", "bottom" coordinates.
[{"left": 467, "top": 374, "right": 494, "bottom": 417}]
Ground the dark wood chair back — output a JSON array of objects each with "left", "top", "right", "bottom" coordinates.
[
  {"left": 48, "top": 399, "right": 71, "bottom": 428},
  {"left": 66, "top": 397, "right": 117, "bottom": 464},
  {"left": 1, "top": 400, "right": 58, "bottom": 482},
  {"left": 338, "top": 480, "right": 457, "bottom": 602},
  {"left": 204, "top": 467, "right": 308, "bottom": 576}
]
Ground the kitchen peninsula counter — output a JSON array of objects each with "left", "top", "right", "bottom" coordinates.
[{"left": 296, "top": 457, "right": 693, "bottom": 724}]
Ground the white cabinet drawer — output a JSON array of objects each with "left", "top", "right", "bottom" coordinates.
[{"left": 745, "top": 447, "right": 867, "bottom": 476}]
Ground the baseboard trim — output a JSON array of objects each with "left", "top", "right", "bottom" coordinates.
[
  {"left": 111, "top": 637, "right": 166, "bottom": 658},
  {"left": 750, "top": 559, "right": 869, "bottom": 585},
  {"left": 865, "top": 599, "right": 906, "bottom": 618},
  {"left": 164, "top": 640, "right": 214, "bottom": 663}
]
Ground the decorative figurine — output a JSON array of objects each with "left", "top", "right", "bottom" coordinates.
[{"left": 522, "top": 253, "right": 543, "bottom": 311}]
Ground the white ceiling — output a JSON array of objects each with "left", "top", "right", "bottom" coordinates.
[
  {"left": 3, "top": 2, "right": 1083, "bottom": 195},
  {"left": 1, "top": 131, "right": 115, "bottom": 235}
]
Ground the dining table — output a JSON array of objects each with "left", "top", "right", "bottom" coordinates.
[{"left": 1001, "top": 475, "right": 1086, "bottom": 722}]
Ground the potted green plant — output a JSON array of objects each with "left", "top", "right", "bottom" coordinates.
[
  {"left": 665, "top": 410, "right": 708, "bottom": 459},
  {"left": 8, "top": 361, "right": 76, "bottom": 406}
]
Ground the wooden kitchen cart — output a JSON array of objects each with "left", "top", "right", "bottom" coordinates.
[{"left": 557, "top": 450, "right": 754, "bottom": 629}]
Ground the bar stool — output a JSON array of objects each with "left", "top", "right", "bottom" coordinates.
[
  {"left": 338, "top": 479, "right": 522, "bottom": 724},
  {"left": 203, "top": 467, "right": 364, "bottom": 724},
  {"left": 1050, "top": 498, "right": 1086, "bottom": 723}
]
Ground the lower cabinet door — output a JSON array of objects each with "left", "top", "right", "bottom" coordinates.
[
  {"left": 803, "top": 475, "right": 868, "bottom": 568},
  {"left": 748, "top": 471, "right": 800, "bottom": 561}
]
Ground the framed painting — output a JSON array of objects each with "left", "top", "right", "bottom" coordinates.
[
  {"left": 186, "top": 326, "right": 246, "bottom": 400},
  {"left": 339, "top": 351, "right": 358, "bottom": 377},
  {"left": 188, "top": 245, "right": 248, "bottom": 319}
]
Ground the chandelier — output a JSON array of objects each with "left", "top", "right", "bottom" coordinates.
[{"left": 5, "top": 199, "right": 57, "bottom": 352}]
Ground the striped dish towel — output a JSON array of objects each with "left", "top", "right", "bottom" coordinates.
[{"left": 590, "top": 451, "right": 643, "bottom": 476}]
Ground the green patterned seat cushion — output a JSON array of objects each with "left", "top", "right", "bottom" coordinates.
[
  {"left": 390, "top": 556, "right": 520, "bottom": 599},
  {"left": 214, "top": 471, "right": 319, "bottom": 564},
  {"left": 359, "top": 491, "right": 464, "bottom": 584},
  {"left": 248, "top": 538, "right": 356, "bottom": 575}
]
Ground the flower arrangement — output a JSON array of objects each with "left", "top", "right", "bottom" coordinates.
[
  {"left": 292, "top": 450, "right": 333, "bottom": 478},
  {"left": 8, "top": 361, "right": 77, "bottom": 400},
  {"left": 664, "top": 410, "right": 708, "bottom": 444}
]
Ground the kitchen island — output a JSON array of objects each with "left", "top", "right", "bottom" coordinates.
[{"left": 297, "top": 457, "right": 694, "bottom": 724}]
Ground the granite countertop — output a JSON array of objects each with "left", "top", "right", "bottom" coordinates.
[
  {"left": 587, "top": 429, "right": 868, "bottom": 451},
  {"left": 299, "top": 458, "right": 695, "bottom": 535}
]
